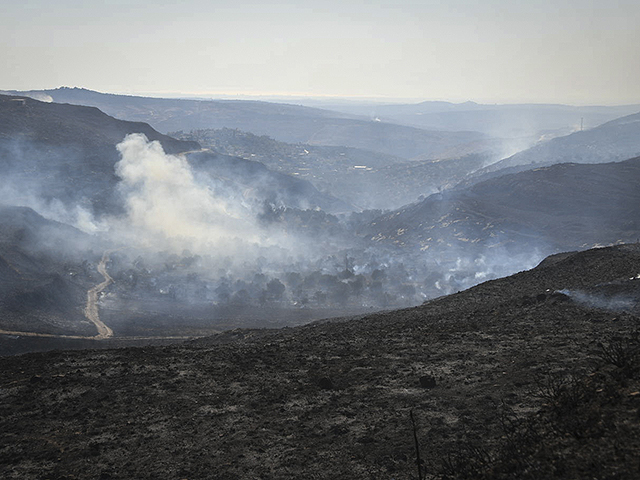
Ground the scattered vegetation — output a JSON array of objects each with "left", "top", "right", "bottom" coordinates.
[{"left": 434, "top": 327, "right": 640, "bottom": 479}]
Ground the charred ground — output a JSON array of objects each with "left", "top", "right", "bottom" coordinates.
[{"left": 1, "top": 244, "right": 639, "bottom": 479}]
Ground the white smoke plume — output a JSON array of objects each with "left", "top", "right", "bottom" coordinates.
[{"left": 109, "top": 134, "right": 297, "bottom": 268}]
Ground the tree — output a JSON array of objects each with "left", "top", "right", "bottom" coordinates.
[{"left": 265, "top": 278, "right": 286, "bottom": 302}]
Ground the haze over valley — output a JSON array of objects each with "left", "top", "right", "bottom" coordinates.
[{"left": 0, "top": 87, "right": 638, "bottom": 355}]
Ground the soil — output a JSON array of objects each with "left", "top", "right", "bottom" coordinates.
[{"left": 1, "top": 244, "right": 639, "bottom": 479}]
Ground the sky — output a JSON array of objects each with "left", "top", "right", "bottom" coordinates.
[{"left": 2, "top": 0, "right": 640, "bottom": 105}]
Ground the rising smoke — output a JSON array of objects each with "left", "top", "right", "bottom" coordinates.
[
  {"left": 113, "top": 134, "right": 265, "bottom": 253},
  {"left": 0, "top": 132, "right": 554, "bottom": 318}
]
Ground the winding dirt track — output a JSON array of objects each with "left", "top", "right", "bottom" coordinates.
[{"left": 83, "top": 251, "right": 115, "bottom": 339}]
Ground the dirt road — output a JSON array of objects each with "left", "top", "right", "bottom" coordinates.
[{"left": 83, "top": 250, "right": 114, "bottom": 339}]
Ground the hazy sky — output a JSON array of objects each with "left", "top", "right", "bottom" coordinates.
[{"left": 3, "top": 0, "right": 639, "bottom": 104}]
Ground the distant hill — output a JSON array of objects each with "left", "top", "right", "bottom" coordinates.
[
  {"left": 2, "top": 87, "right": 493, "bottom": 160},
  {"left": 0, "top": 94, "right": 349, "bottom": 216},
  {"left": 367, "top": 157, "right": 640, "bottom": 253},
  {"left": 317, "top": 100, "right": 640, "bottom": 138},
  {"left": 176, "top": 128, "right": 492, "bottom": 209},
  {"left": 467, "top": 110, "right": 640, "bottom": 182}
]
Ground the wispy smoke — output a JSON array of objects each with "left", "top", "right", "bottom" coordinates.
[
  {"left": 431, "top": 247, "right": 544, "bottom": 295},
  {"left": 106, "top": 134, "right": 321, "bottom": 279},
  {"left": 557, "top": 288, "right": 636, "bottom": 312},
  {"left": 0, "top": 180, "right": 105, "bottom": 234}
]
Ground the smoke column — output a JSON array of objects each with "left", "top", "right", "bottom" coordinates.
[{"left": 113, "top": 134, "right": 270, "bottom": 256}]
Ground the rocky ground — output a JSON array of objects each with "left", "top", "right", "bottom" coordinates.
[{"left": 1, "top": 244, "right": 639, "bottom": 479}]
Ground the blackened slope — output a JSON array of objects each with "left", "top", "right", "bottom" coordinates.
[
  {"left": 1, "top": 245, "right": 639, "bottom": 478},
  {"left": 367, "top": 157, "right": 640, "bottom": 251}
]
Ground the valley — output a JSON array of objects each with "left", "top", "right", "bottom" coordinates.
[
  {"left": 0, "top": 88, "right": 639, "bottom": 478},
  {"left": 1, "top": 90, "right": 640, "bottom": 354}
]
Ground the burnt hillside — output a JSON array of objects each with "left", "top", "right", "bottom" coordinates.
[{"left": 1, "top": 244, "right": 639, "bottom": 479}]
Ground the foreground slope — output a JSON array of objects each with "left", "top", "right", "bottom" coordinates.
[{"left": 1, "top": 244, "right": 639, "bottom": 479}]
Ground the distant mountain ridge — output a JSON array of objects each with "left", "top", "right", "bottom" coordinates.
[
  {"left": 2, "top": 87, "right": 493, "bottom": 161},
  {"left": 317, "top": 99, "right": 640, "bottom": 138}
]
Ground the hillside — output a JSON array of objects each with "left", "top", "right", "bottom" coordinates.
[
  {"left": 1, "top": 244, "right": 639, "bottom": 479},
  {"left": 0, "top": 94, "right": 197, "bottom": 154},
  {"left": 0, "top": 94, "right": 199, "bottom": 215},
  {"left": 176, "top": 128, "right": 492, "bottom": 209},
  {"left": 184, "top": 149, "right": 353, "bottom": 214},
  {"left": 0, "top": 94, "right": 349, "bottom": 216},
  {"left": 470, "top": 110, "right": 640, "bottom": 180},
  {"left": 2, "top": 88, "right": 493, "bottom": 160},
  {"left": 0, "top": 205, "right": 100, "bottom": 338},
  {"left": 367, "top": 157, "right": 640, "bottom": 253}
]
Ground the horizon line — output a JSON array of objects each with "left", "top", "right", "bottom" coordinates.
[{"left": 4, "top": 86, "right": 640, "bottom": 107}]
